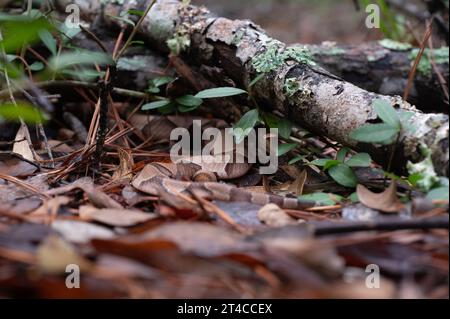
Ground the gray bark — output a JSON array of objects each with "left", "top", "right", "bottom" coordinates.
[{"left": 55, "top": 0, "right": 449, "bottom": 176}]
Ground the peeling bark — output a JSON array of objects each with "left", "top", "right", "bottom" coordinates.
[{"left": 55, "top": 0, "right": 449, "bottom": 176}]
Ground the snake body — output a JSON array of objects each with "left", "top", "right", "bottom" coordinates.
[{"left": 132, "top": 160, "right": 315, "bottom": 209}]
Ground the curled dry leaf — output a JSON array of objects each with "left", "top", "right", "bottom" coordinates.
[
  {"left": 79, "top": 205, "right": 157, "bottom": 227},
  {"left": 356, "top": 181, "right": 405, "bottom": 213},
  {"left": 258, "top": 204, "right": 299, "bottom": 227}
]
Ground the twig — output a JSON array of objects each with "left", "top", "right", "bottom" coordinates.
[{"left": 403, "top": 18, "right": 434, "bottom": 101}]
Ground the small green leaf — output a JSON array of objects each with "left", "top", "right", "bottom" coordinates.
[
  {"left": 29, "top": 61, "right": 44, "bottom": 71},
  {"left": 142, "top": 99, "right": 172, "bottom": 110},
  {"left": 38, "top": 29, "right": 57, "bottom": 56},
  {"left": 324, "top": 160, "right": 341, "bottom": 170},
  {"left": 288, "top": 155, "right": 304, "bottom": 165},
  {"left": 127, "top": 9, "right": 144, "bottom": 16},
  {"left": 49, "top": 51, "right": 113, "bottom": 71},
  {"left": 310, "top": 158, "right": 330, "bottom": 167},
  {"left": 336, "top": 147, "right": 349, "bottom": 162},
  {"left": 346, "top": 153, "right": 372, "bottom": 167},
  {"left": 350, "top": 123, "right": 399, "bottom": 145},
  {"left": 373, "top": 99, "right": 401, "bottom": 128},
  {"left": 263, "top": 113, "right": 292, "bottom": 139},
  {"left": 277, "top": 143, "right": 297, "bottom": 156},
  {"left": 195, "top": 87, "right": 247, "bottom": 99},
  {"left": 426, "top": 187, "right": 449, "bottom": 201},
  {"left": 152, "top": 76, "right": 174, "bottom": 88},
  {"left": 176, "top": 95, "right": 203, "bottom": 108},
  {"left": 329, "top": 164, "right": 358, "bottom": 187},
  {"left": 157, "top": 102, "right": 176, "bottom": 115},
  {"left": 348, "top": 192, "right": 360, "bottom": 203},
  {"left": 299, "top": 192, "right": 343, "bottom": 206},
  {"left": 106, "top": 14, "right": 135, "bottom": 27},
  {"left": 249, "top": 73, "right": 264, "bottom": 87},
  {"left": 233, "top": 109, "right": 259, "bottom": 144}
]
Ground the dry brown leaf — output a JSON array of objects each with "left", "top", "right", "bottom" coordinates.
[
  {"left": 79, "top": 205, "right": 156, "bottom": 227},
  {"left": 12, "top": 125, "right": 34, "bottom": 162},
  {"left": 51, "top": 220, "right": 116, "bottom": 244},
  {"left": 288, "top": 169, "right": 307, "bottom": 196},
  {"left": 86, "top": 188, "right": 123, "bottom": 209},
  {"left": 356, "top": 181, "right": 405, "bottom": 213},
  {"left": 0, "top": 153, "right": 37, "bottom": 177},
  {"left": 258, "top": 203, "right": 299, "bottom": 227}
]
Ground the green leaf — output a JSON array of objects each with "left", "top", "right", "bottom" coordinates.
[
  {"left": 263, "top": 113, "right": 292, "bottom": 139},
  {"left": 350, "top": 123, "right": 399, "bottom": 145},
  {"left": 336, "top": 147, "right": 349, "bottom": 162},
  {"left": 373, "top": 99, "right": 400, "bottom": 128},
  {"left": 249, "top": 73, "right": 264, "bottom": 87},
  {"left": 298, "top": 192, "right": 343, "bottom": 206},
  {"left": 346, "top": 152, "right": 372, "bottom": 167},
  {"left": 277, "top": 143, "right": 297, "bottom": 156},
  {"left": 38, "top": 29, "right": 57, "bottom": 56},
  {"left": 329, "top": 164, "right": 358, "bottom": 187},
  {"left": 106, "top": 14, "right": 135, "bottom": 27},
  {"left": 195, "top": 87, "right": 247, "bottom": 99},
  {"left": 157, "top": 102, "right": 176, "bottom": 115},
  {"left": 324, "top": 160, "right": 341, "bottom": 170},
  {"left": 151, "top": 76, "right": 174, "bottom": 88},
  {"left": 127, "top": 9, "right": 144, "bottom": 16},
  {"left": 142, "top": 100, "right": 172, "bottom": 110},
  {"left": 29, "top": 61, "right": 44, "bottom": 71},
  {"left": 176, "top": 95, "right": 203, "bottom": 107},
  {"left": 348, "top": 192, "right": 360, "bottom": 203},
  {"left": 288, "top": 155, "right": 304, "bottom": 165},
  {"left": 0, "top": 102, "right": 46, "bottom": 124},
  {"left": 426, "top": 187, "right": 449, "bottom": 201},
  {"left": 310, "top": 158, "right": 330, "bottom": 167},
  {"left": 233, "top": 109, "right": 259, "bottom": 144},
  {"left": 0, "top": 16, "right": 53, "bottom": 53},
  {"left": 49, "top": 51, "right": 113, "bottom": 71}
]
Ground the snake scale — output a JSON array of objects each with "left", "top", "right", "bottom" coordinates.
[{"left": 132, "top": 157, "right": 316, "bottom": 210}]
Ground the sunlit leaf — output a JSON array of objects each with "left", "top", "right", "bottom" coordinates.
[{"left": 195, "top": 87, "right": 247, "bottom": 99}]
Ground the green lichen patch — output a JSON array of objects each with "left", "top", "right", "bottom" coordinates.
[
  {"left": 407, "top": 145, "right": 439, "bottom": 192},
  {"left": 284, "top": 78, "right": 300, "bottom": 97},
  {"left": 408, "top": 46, "right": 449, "bottom": 75},
  {"left": 167, "top": 34, "right": 191, "bottom": 55},
  {"left": 252, "top": 41, "right": 315, "bottom": 74},
  {"left": 379, "top": 39, "right": 412, "bottom": 51}
]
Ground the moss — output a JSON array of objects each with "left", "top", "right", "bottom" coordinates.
[
  {"left": 379, "top": 39, "right": 412, "bottom": 51},
  {"left": 408, "top": 47, "right": 449, "bottom": 75},
  {"left": 252, "top": 41, "right": 315, "bottom": 74}
]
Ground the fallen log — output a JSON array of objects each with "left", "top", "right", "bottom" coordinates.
[{"left": 54, "top": 0, "right": 449, "bottom": 177}]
